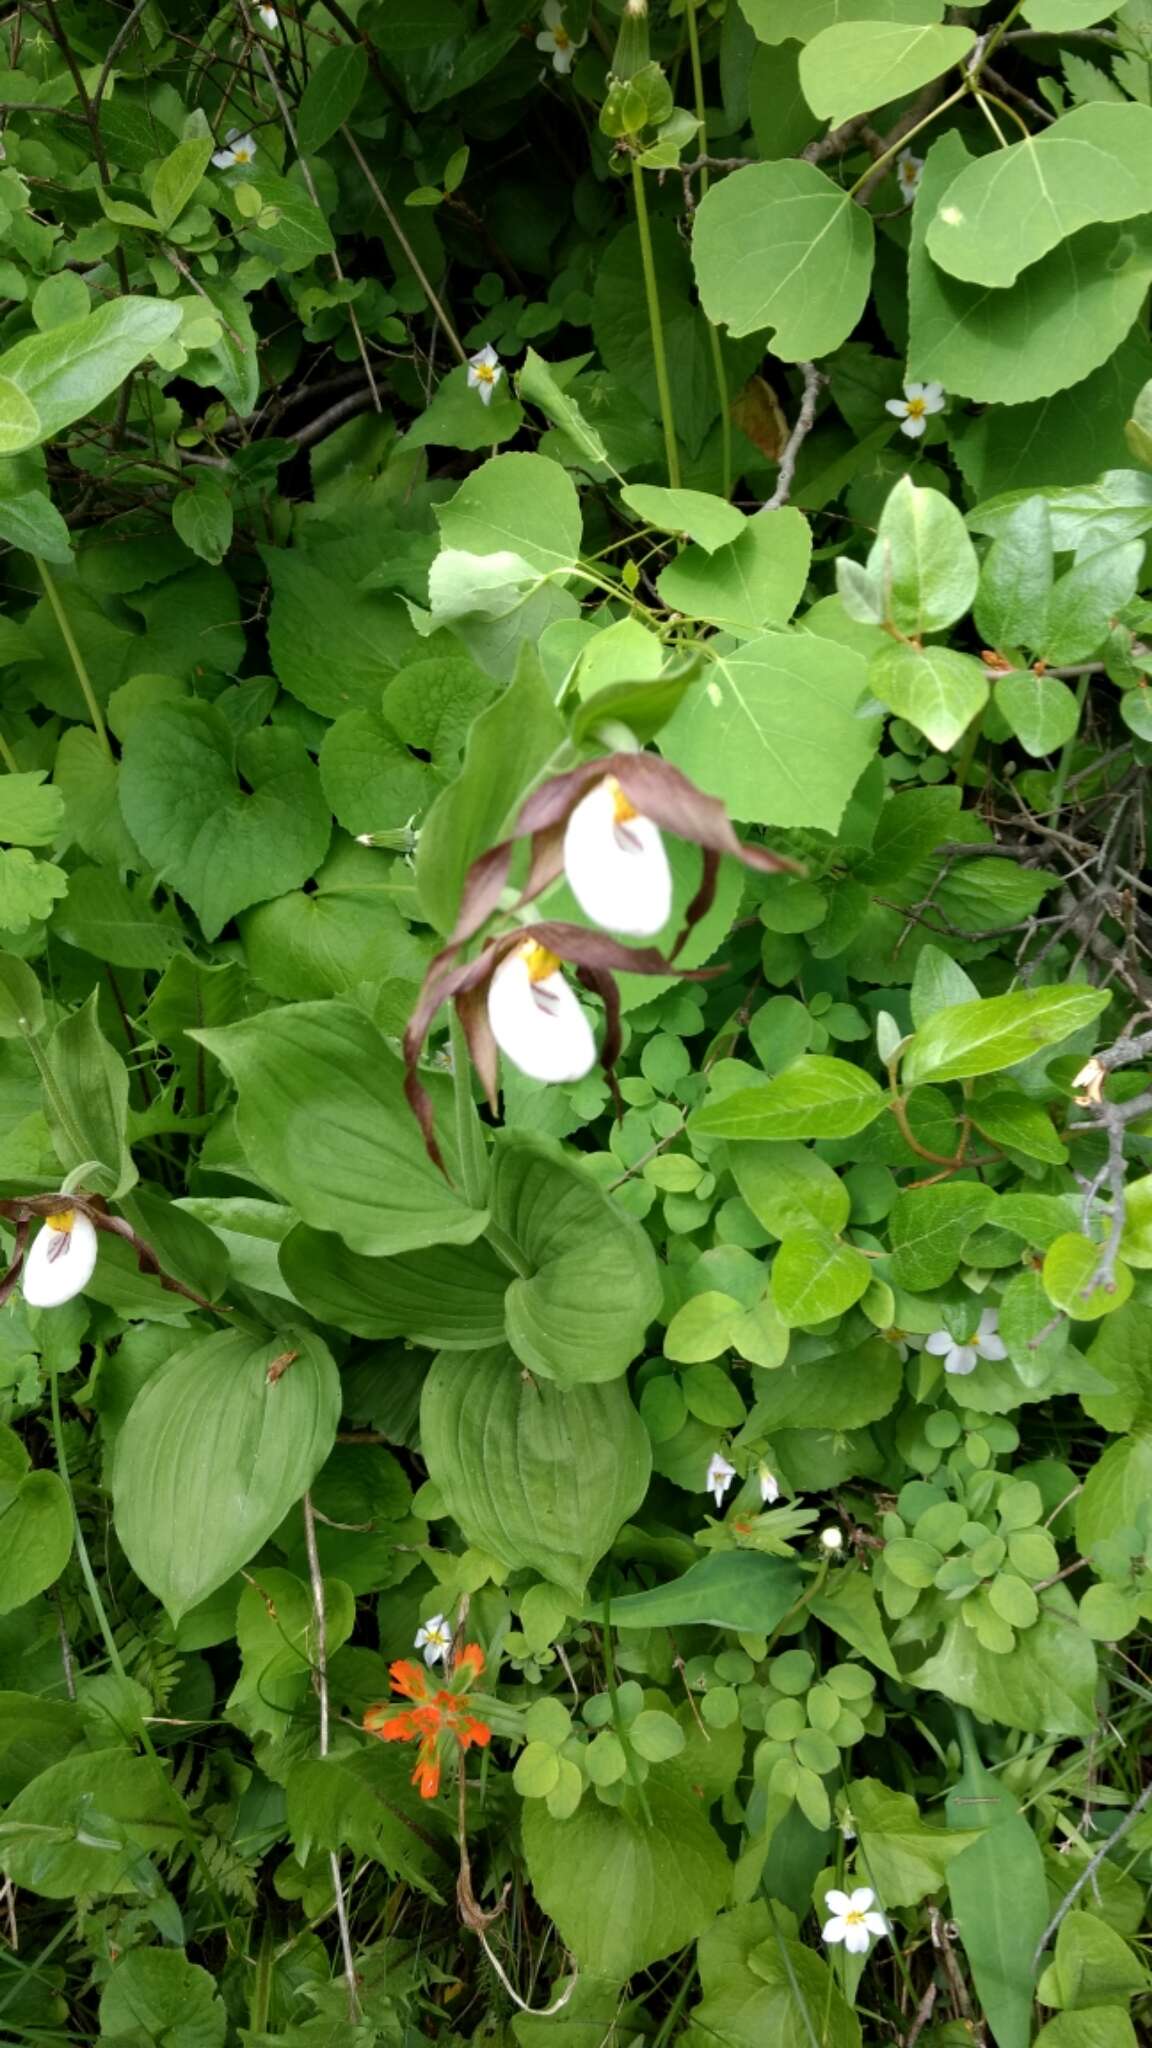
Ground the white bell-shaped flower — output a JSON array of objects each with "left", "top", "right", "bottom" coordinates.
[
  {"left": 563, "top": 775, "right": 673, "bottom": 937},
  {"left": 22, "top": 1208, "right": 98, "bottom": 1308},
  {"left": 487, "top": 940, "right": 596, "bottom": 1084}
]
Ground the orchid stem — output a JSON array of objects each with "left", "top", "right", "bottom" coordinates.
[
  {"left": 1046, "top": 672, "right": 1092, "bottom": 818},
  {"left": 35, "top": 559, "right": 113, "bottom": 761},
  {"left": 630, "top": 155, "right": 680, "bottom": 489},
  {"left": 449, "top": 1010, "right": 488, "bottom": 1211},
  {"left": 685, "top": 0, "right": 731, "bottom": 498}
]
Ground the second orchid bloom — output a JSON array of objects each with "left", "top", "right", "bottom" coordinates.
[{"left": 404, "top": 751, "right": 798, "bottom": 1163}]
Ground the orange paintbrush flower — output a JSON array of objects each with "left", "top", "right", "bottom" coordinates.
[{"left": 363, "top": 1645, "right": 491, "bottom": 1799}]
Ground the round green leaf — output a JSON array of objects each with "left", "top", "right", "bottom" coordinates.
[
  {"left": 692, "top": 160, "right": 874, "bottom": 360},
  {"left": 1042, "top": 1233, "right": 1133, "bottom": 1321},
  {"left": 522, "top": 1786, "right": 730, "bottom": 1978}
]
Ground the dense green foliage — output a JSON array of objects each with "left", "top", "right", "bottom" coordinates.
[{"left": 0, "top": 1, "right": 1151, "bottom": 2043}]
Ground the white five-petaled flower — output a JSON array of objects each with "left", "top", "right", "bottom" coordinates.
[
  {"left": 22, "top": 1208, "right": 98, "bottom": 1309},
  {"left": 896, "top": 149, "right": 923, "bottom": 205},
  {"left": 466, "top": 343, "right": 503, "bottom": 407},
  {"left": 415, "top": 1614, "right": 453, "bottom": 1667},
  {"left": 706, "top": 1452, "right": 736, "bottom": 1510},
  {"left": 487, "top": 938, "right": 596, "bottom": 1084},
  {"left": 822, "top": 1886, "right": 888, "bottom": 1957},
  {"left": 563, "top": 774, "right": 673, "bottom": 938},
  {"left": 925, "top": 1306, "right": 1006, "bottom": 1378},
  {"left": 758, "top": 1463, "right": 780, "bottom": 1506},
  {"left": 536, "top": 0, "right": 586, "bottom": 74},
  {"left": 212, "top": 128, "right": 257, "bottom": 170},
  {"left": 886, "top": 379, "right": 946, "bottom": 440},
  {"left": 257, "top": 4, "right": 279, "bottom": 26}
]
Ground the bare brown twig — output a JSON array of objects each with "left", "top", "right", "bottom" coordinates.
[{"left": 766, "top": 362, "right": 825, "bottom": 511}]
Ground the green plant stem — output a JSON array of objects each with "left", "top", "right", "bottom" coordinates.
[
  {"left": 649, "top": 1955, "right": 696, "bottom": 2048},
  {"left": 954, "top": 703, "right": 985, "bottom": 788},
  {"left": 22, "top": 1027, "right": 91, "bottom": 1171},
  {"left": 449, "top": 1010, "right": 488, "bottom": 1211},
  {"left": 35, "top": 558, "right": 113, "bottom": 761},
  {"left": 49, "top": 1372, "right": 243, "bottom": 1945},
  {"left": 1047, "top": 672, "right": 1091, "bottom": 817},
  {"left": 980, "top": 0, "right": 1027, "bottom": 70},
  {"left": 602, "top": 1586, "right": 652, "bottom": 1823},
  {"left": 684, "top": 0, "right": 731, "bottom": 498},
  {"left": 630, "top": 155, "right": 680, "bottom": 489},
  {"left": 0, "top": 729, "right": 18, "bottom": 773},
  {"left": 847, "top": 83, "right": 968, "bottom": 198}
]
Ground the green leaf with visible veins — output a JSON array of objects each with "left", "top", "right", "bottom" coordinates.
[
  {"left": 927, "top": 103, "right": 1152, "bottom": 287},
  {"left": 119, "top": 699, "right": 331, "bottom": 940}
]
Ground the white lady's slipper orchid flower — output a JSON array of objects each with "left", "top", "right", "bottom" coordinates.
[
  {"left": 925, "top": 1306, "right": 1006, "bottom": 1378},
  {"left": 487, "top": 938, "right": 596, "bottom": 1084},
  {"left": 896, "top": 149, "right": 923, "bottom": 205},
  {"left": 822, "top": 1886, "right": 888, "bottom": 1956},
  {"left": 536, "top": 0, "right": 587, "bottom": 74},
  {"left": 415, "top": 1613, "right": 453, "bottom": 1667},
  {"left": 758, "top": 1464, "right": 780, "bottom": 1505},
  {"left": 466, "top": 343, "right": 503, "bottom": 407},
  {"left": 212, "top": 129, "right": 257, "bottom": 170},
  {"left": 563, "top": 774, "right": 673, "bottom": 937},
  {"left": 257, "top": 4, "right": 279, "bottom": 26},
  {"left": 706, "top": 1452, "right": 736, "bottom": 1510},
  {"left": 22, "top": 1208, "right": 98, "bottom": 1309},
  {"left": 886, "top": 379, "right": 946, "bottom": 440}
]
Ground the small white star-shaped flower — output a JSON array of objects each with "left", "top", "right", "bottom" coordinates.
[
  {"left": 212, "top": 128, "right": 257, "bottom": 170},
  {"left": 886, "top": 378, "right": 946, "bottom": 440},
  {"left": 925, "top": 1306, "right": 1006, "bottom": 1378},
  {"left": 758, "top": 1464, "right": 780, "bottom": 1505},
  {"left": 822, "top": 1886, "right": 888, "bottom": 1957},
  {"left": 466, "top": 342, "right": 503, "bottom": 407},
  {"left": 536, "top": 0, "right": 587, "bottom": 74},
  {"left": 414, "top": 1614, "right": 453, "bottom": 1667},
  {"left": 257, "top": 4, "right": 279, "bottom": 26},
  {"left": 706, "top": 1452, "right": 736, "bottom": 1510},
  {"left": 896, "top": 149, "right": 923, "bottom": 205}
]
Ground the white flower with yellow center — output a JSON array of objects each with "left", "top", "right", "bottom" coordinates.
[
  {"left": 886, "top": 379, "right": 946, "bottom": 440},
  {"left": 212, "top": 129, "right": 257, "bottom": 170},
  {"left": 466, "top": 343, "right": 503, "bottom": 407},
  {"left": 415, "top": 1613, "right": 453, "bottom": 1667},
  {"left": 22, "top": 1208, "right": 98, "bottom": 1308},
  {"left": 487, "top": 938, "right": 596, "bottom": 1084},
  {"left": 925, "top": 1306, "right": 1005, "bottom": 1378},
  {"left": 706, "top": 1452, "right": 736, "bottom": 1510},
  {"left": 822, "top": 1887, "right": 888, "bottom": 1956},
  {"left": 536, "top": 0, "right": 586, "bottom": 74},
  {"left": 896, "top": 149, "right": 923, "bottom": 205},
  {"left": 563, "top": 774, "right": 673, "bottom": 937}
]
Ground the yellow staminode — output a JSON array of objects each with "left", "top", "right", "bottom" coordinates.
[
  {"left": 46, "top": 1208, "right": 76, "bottom": 1234},
  {"left": 606, "top": 773, "right": 639, "bottom": 825},
  {"left": 520, "top": 940, "right": 562, "bottom": 984}
]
